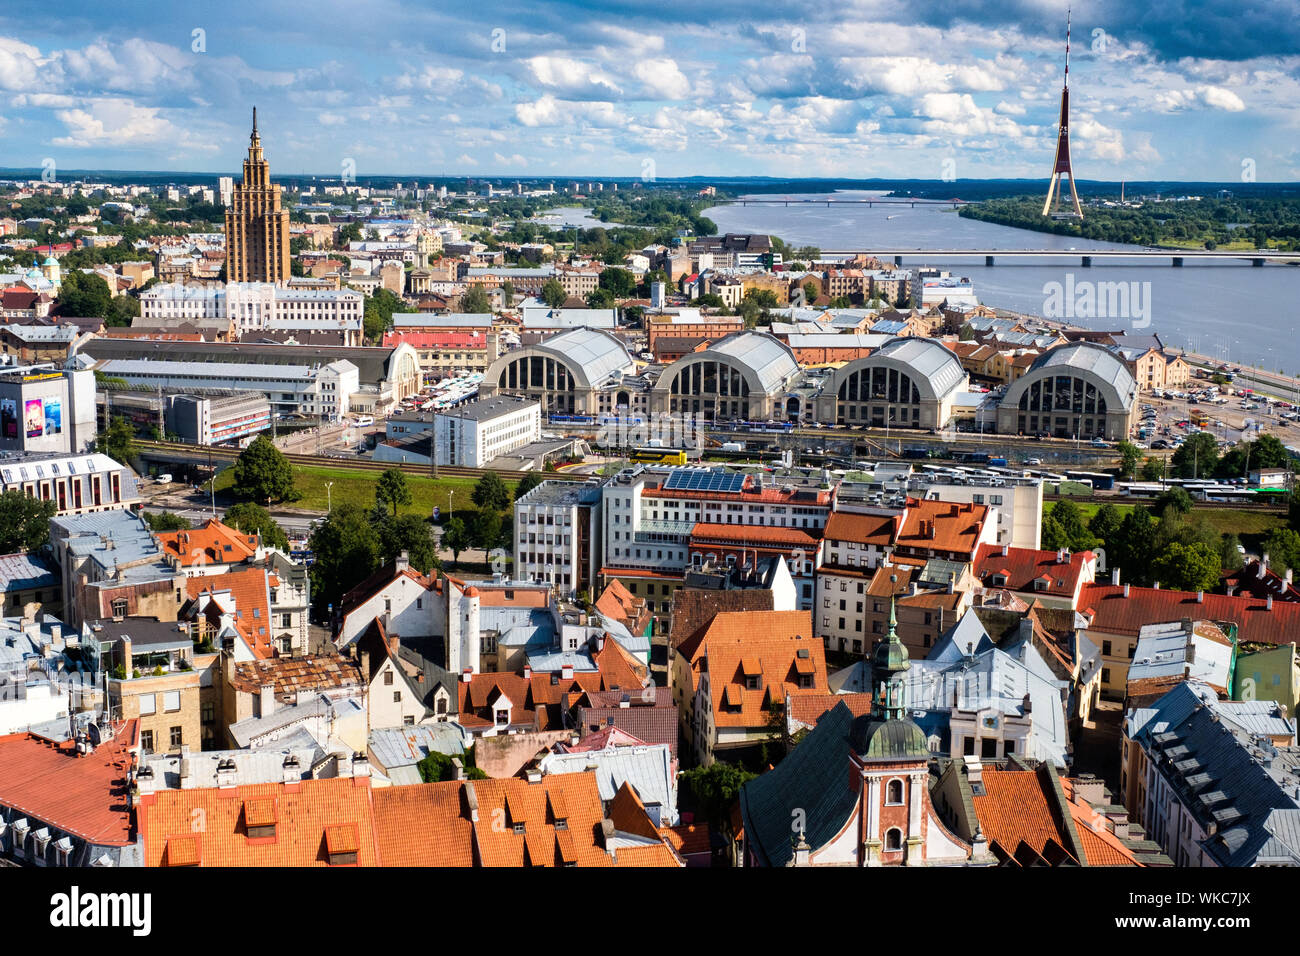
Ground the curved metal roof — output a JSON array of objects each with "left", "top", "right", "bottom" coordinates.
[
  {"left": 830, "top": 336, "right": 967, "bottom": 402},
  {"left": 490, "top": 326, "right": 633, "bottom": 389},
  {"left": 1002, "top": 341, "right": 1137, "bottom": 409},
  {"left": 664, "top": 330, "right": 800, "bottom": 395}
]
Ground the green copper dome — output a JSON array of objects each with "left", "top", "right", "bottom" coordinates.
[{"left": 854, "top": 715, "right": 931, "bottom": 760}]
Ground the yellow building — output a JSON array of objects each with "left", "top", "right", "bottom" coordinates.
[{"left": 224, "top": 108, "right": 290, "bottom": 284}]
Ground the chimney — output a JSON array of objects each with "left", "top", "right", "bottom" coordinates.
[
  {"left": 561, "top": 663, "right": 574, "bottom": 679},
  {"left": 1287, "top": 569, "right": 1294, "bottom": 588},
  {"left": 351, "top": 754, "right": 370, "bottom": 778},
  {"left": 1001, "top": 543, "right": 1009, "bottom": 557},
  {"left": 1057, "top": 548, "right": 1066, "bottom": 563},
  {"left": 395, "top": 551, "right": 410, "bottom": 572},
  {"left": 1268, "top": 594, "right": 1274, "bottom": 611},
  {"left": 465, "top": 780, "right": 480, "bottom": 822},
  {"left": 1259, "top": 556, "right": 1269, "bottom": 578},
  {"left": 450, "top": 757, "right": 466, "bottom": 781},
  {"left": 215, "top": 760, "right": 238, "bottom": 789},
  {"left": 461, "top": 668, "right": 473, "bottom": 683},
  {"left": 259, "top": 683, "right": 275, "bottom": 717},
  {"left": 1123, "top": 583, "right": 1130, "bottom": 598},
  {"left": 135, "top": 765, "right": 156, "bottom": 794},
  {"left": 1196, "top": 590, "right": 1204, "bottom": 603},
  {"left": 1153, "top": 581, "right": 1161, "bottom": 590},
  {"left": 947, "top": 572, "right": 955, "bottom": 595},
  {"left": 336, "top": 752, "right": 353, "bottom": 778},
  {"left": 526, "top": 767, "right": 543, "bottom": 783},
  {"left": 49, "top": 623, "right": 61, "bottom": 644},
  {"left": 1071, "top": 773, "right": 1104, "bottom": 806},
  {"left": 1111, "top": 568, "right": 1120, "bottom": 586},
  {"left": 282, "top": 754, "right": 301, "bottom": 784},
  {"left": 1022, "top": 693, "right": 1032, "bottom": 714},
  {"left": 1226, "top": 583, "right": 1237, "bottom": 597},
  {"left": 522, "top": 664, "right": 531, "bottom": 680}
]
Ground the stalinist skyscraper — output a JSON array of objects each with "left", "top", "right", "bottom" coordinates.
[{"left": 225, "top": 108, "right": 290, "bottom": 283}]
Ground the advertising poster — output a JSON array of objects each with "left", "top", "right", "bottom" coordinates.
[
  {"left": 24, "top": 398, "right": 43, "bottom": 439},
  {"left": 0, "top": 399, "right": 15, "bottom": 440},
  {"left": 44, "top": 398, "right": 62, "bottom": 435}
]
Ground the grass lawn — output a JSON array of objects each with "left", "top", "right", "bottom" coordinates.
[
  {"left": 214, "top": 464, "right": 494, "bottom": 520},
  {"left": 1064, "top": 500, "right": 1287, "bottom": 541}
]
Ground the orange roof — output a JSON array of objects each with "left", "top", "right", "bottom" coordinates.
[
  {"left": 689, "top": 522, "right": 817, "bottom": 549},
  {"left": 974, "top": 543, "right": 1092, "bottom": 598},
  {"left": 139, "top": 776, "right": 382, "bottom": 867},
  {"left": 470, "top": 775, "right": 613, "bottom": 867},
  {"left": 786, "top": 691, "right": 872, "bottom": 729},
  {"left": 895, "top": 498, "right": 989, "bottom": 558},
  {"left": 229, "top": 654, "right": 362, "bottom": 697},
  {"left": 185, "top": 566, "right": 274, "bottom": 659},
  {"left": 688, "top": 611, "right": 829, "bottom": 728},
  {"left": 822, "top": 510, "right": 898, "bottom": 547},
  {"left": 155, "top": 519, "right": 259, "bottom": 567},
  {"left": 371, "top": 780, "right": 475, "bottom": 866},
  {"left": 0, "top": 720, "right": 138, "bottom": 847},
  {"left": 972, "top": 768, "right": 1139, "bottom": 867}
]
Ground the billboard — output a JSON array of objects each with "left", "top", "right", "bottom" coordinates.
[
  {"left": 0, "top": 399, "right": 15, "bottom": 440},
  {"left": 44, "top": 398, "right": 62, "bottom": 436},
  {"left": 24, "top": 399, "right": 43, "bottom": 439}
]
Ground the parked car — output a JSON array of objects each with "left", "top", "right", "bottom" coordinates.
[{"left": 1025, "top": 458, "right": 1043, "bottom": 466}]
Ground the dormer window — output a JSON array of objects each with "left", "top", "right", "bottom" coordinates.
[
  {"left": 325, "top": 825, "right": 359, "bottom": 866},
  {"left": 512, "top": 821, "right": 526, "bottom": 834},
  {"left": 243, "top": 798, "right": 277, "bottom": 839},
  {"left": 495, "top": 709, "right": 509, "bottom": 727},
  {"left": 745, "top": 675, "right": 760, "bottom": 691},
  {"left": 990, "top": 574, "right": 1007, "bottom": 587}
]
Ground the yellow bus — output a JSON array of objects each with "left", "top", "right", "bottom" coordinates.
[{"left": 629, "top": 447, "right": 688, "bottom": 466}]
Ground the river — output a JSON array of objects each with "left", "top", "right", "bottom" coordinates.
[{"left": 701, "top": 190, "right": 1300, "bottom": 374}]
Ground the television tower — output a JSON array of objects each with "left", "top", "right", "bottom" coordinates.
[{"left": 1042, "top": 8, "right": 1084, "bottom": 219}]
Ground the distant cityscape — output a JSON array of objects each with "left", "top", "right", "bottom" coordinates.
[{"left": 0, "top": 17, "right": 1298, "bottom": 889}]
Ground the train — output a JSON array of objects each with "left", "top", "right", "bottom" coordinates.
[{"left": 629, "top": 447, "right": 689, "bottom": 465}]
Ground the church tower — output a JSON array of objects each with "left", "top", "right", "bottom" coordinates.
[{"left": 225, "top": 107, "right": 291, "bottom": 283}]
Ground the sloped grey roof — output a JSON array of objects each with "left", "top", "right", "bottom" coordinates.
[
  {"left": 539, "top": 744, "right": 677, "bottom": 824},
  {"left": 1011, "top": 341, "right": 1137, "bottom": 407},
  {"left": 492, "top": 327, "right": 633, "bottom": 389},
  {"left": 829, "top": 336, "right": 967, "bottom": 402},
  {"left": 663, "top": 330, "right": 799, "bottom": 395}
]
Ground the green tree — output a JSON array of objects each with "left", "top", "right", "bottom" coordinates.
[
  {"left": 96, "top": 415, "right": 137, "bottom": 465},
  {"left": 1152, "top": 487, "right": 1194, "bottom": 518},
  {"left": 1116, "top": 441, "right": 1142, "bottom": 479},
  {"left": 1170, "top": 431, "right": 1218, "bottom": 479},
  {"left": 1088, "top": 503, "right": 1124, "bottom": 547},
  {"left": 1219, "top": 533, "right": 1245, "bottom": 571},
  {"left": 802, "top": 281, "right": 819, "bottom": 303},
  {"left": 1044, "top": 499, "right": 1097, "bottom": 551},
  {"left": 1139, "top": 457, "right": 1165, "bottom": 481},
  {"left": 223, "top": 502, "right": 290, "bottom": 552},
  {"left": 598, "top": 267, "right": 637, "bottom": 299},
  {"left": 1112, "top": 505, "right": 1159, "bottom": 586},
  {"left": 460, "top": 284, "right": 492, "bottom": 314},
  {"left": 142, "top": 511, "right": 191, "bottom": 532},
  {"left": 441, "top": 516, "right": 470, "bottom": 562},
  {"left": 958, "top": 324, "right": 976, "bottom": 342},
  {"left": 379, "top": 513, "right": 439, "bottom": 573},
  {"left": 540, "top": 278, "right": 568, "bottom": 308},
  {"left": 0, "top": 490, "right": 58, "bottom": 552},
  {"left": 471, "top": 472, "right": 511, "bottom": 512},
  {"left": 416, "top": 748, "right": 486, "bottom": 782},
  {"left": 500, "top": 281, "right": 515, "bottom": 309},
  {"left": 1262, "top": 528, "right": 1300, "bottom": 574},
  {"left": 514, "top": 471, "right": 544, "bottom": 500},
  {"left": 1289, "top": 486, "right": 1300, "bottom": 532},
  {"left": 1150, "top": 541, "right": 1222, "bottom": 592},
  {"left": 375, "top": 468, "right": 412, "bottom": 517},
  {"left": 470, "top": 508, "right": 502, "bottom": 557},
  {"left": 586, "top": 288, "right": 616, "bottom": 309},
  {"left": 56, "top": 270, "right": 113, "bottom": 318},
  {"left": 680, "top": 762, "right": 757, "bottom": 825},
  {"left": 338, "top": 222, "right": 362, "bottom": 245},
  {"left": 307, "top": 502, "right": 381, "bottom": 615},
  {"left": 232, "top": 435, "right": 296, "bottom": 504}
]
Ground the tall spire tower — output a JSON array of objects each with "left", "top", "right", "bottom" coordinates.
[
  {"left": 225, "top": 106, "right": 291, "bottom": 283},
  {"left": 1042, "top": 8, "right": 1084, "bottom": 219}
]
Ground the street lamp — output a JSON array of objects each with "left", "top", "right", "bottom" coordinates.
[
  {"left": 207, "top": 474, "right": 217, "bottom": 518},
  {"left": 325, "top": 481, "right": 334, "bottom": 513}
]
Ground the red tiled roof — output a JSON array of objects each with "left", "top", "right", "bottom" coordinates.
[
  {"left": 371, "top": 780, "right": 476, "bottom": 866},
  {"left": 689, "top": 522, "right": 817, "bottom": 549},
  {"left": 787, "top": 692, "right": 872, "bottom": 729},
  {"left": 896, "top": 498, "right": 989, "bottom": 558},
  {"left": 974, "top": 543, "right": 1093, "bottom": 598},
  {"left": 382, "top": 331, "right": 492, "bottom": 348},
  {"left": 184, "top": 566, "right": 274, "bottom": 659},
  {"left": 155, "top": 519, "right": 259, "bottom": 566},
  {"left": 823, "top": 510, "right": 898, "bottom": 547},
  {"left": 1080, "top": 583, "right": 1300, "bottom": 643},
  {"left": 0, "top": 720, "right": 138, "bottom": 847},
  {"left": 229, "top": 654, "right": 362, "bottom": 696}
]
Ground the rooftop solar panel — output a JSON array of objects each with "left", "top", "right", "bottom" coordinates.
[{"left": 662, "top": 468, "right": 745, "bottom": 493}]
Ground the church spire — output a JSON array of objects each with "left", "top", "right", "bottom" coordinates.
[{"left": 871, "top": 596, "right": 911, "bottom": 722}]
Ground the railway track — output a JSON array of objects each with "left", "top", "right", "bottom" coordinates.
[{"left": 135, "top": 440, "right": 585, "bottom": 483}]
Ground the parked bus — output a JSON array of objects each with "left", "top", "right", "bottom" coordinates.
[
  {"left": 1065, "top": 470, "right": 1115, "bottom": 491},
  {"left": 629, "top": 447, "right": 689, "bottom": 465}
]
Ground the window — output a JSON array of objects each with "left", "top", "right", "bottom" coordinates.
[
  {"left": 111, "top": 598, "right": 128, "bottom": 617},
  {"left": 201, "top": 702, "right": 214, "bottom": 724},
  {"left": 963, "top": 737, "right": 975, "bottom": 756},
  {"left": 170, "top": 726, "right": 183, "bottom": 748},
  {"left": 384, "top": 671, "right": 394, "bottom": 686},
  {"left": 981, "top": 737, "right": 998, "bottom": 759},
  {"left": 885, "top": 828, "right": 903, "bottom": 852},
  {"left": 139, "top": 693, "right": 156, "bottom": 716},
  {"left": 886, "top": 779, "right": 904, "bottom": 805},
  {"left": 163, "top": 691, "right": 181, "bottom": 712},
  {"left": 393, "top": 692, "right": 401, "bottom": 703},
  {"left": 141, "top": 730, "right": 154, "bottom": 753},
  {"left": 403, "top": 715, "right": 415, "bottom": 726},
  {"left": 1102, "top": 640, "right": 1112, "bottom": 657}
]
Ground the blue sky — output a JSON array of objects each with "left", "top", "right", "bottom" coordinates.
[{"left": 0, "top": 0, "right": 1296, "bottom": 180}]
